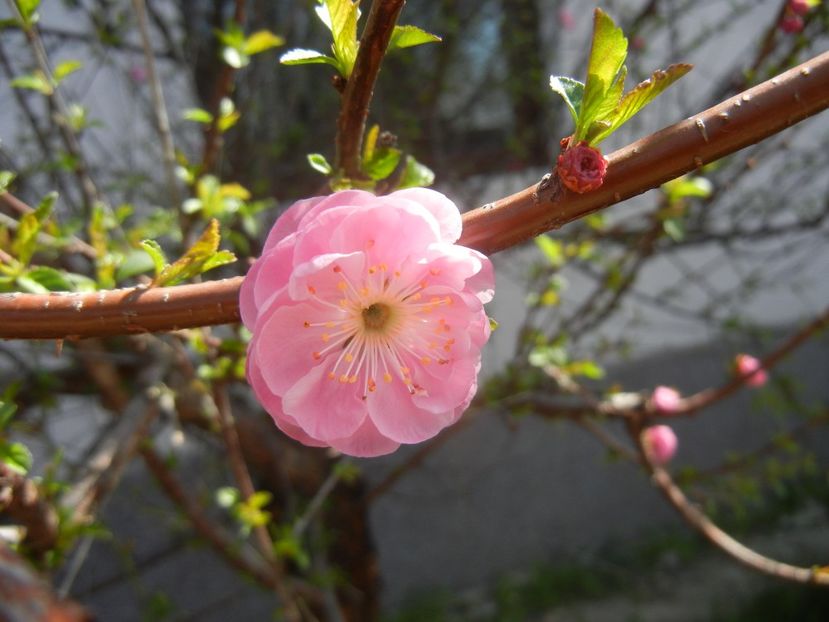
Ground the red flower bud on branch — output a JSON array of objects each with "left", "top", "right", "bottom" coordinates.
[{"left": 556, "top": 140, "right": 608, "bottom": 193}]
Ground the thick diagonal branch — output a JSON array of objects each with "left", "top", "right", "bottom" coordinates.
[{"left": 1, "top": 51, "right": 828, "bottom": 339}]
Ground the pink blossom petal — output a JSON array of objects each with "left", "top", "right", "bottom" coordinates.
[
  {"left": 282, "top": 360, "right": 367, "bottom": 441},
  {"left": 246, "top": 356, "right": 327, "bottom": 448},
  {"left": 389, "top": 188, "right": 463, "bottom": 242},
  {"left": 367, "top": 378, "right": 455, "bottom": 443},
  {"left": 254, "top": 301, "right": 346, "bottom": 395},
  {"left": 329, "top": 417, "right": 400, "bottom": 457}
]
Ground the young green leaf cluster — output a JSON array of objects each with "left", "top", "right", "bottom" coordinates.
[
  {"left": 550, "top": 9, "right": 692, "bottom": 146},
  {"left": 280, "top": 0, "right": 439, "bottom": 78}
]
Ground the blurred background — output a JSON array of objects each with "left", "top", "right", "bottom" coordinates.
[{"left": 1, "top": 0, "right": 828, "bottom": 620}]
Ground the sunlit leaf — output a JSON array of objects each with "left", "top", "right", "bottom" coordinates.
[
  {"left": 279, "top": 48, "right": 339, "bottom": 68},
  {"left": 0, "top": 171, "right": 16, "bottom": 193},
  {"left": 154, "top": 219, "right": 236, "bottom": 286},
  {"left": 182, "top": 108, "right": 213, "bottom": 124},
  {"left": 388, "top": 25, "right": 441, "bottom": 50},
  {"left": 534, "top": 234, "right": 564, "bottom": 267},
  {"left": 589, "top": 63, "right": 693, "bottom": 144},
  {"left": 0, "top": 441, "right": 32, "bottom": 475},
  {"left": 53, "top": 59, "right": 82, "bottom": 82},
  {"left": 222, "top": 46, "right": 248, "bottom": 69},
  {"left": 22, "top": 266, "right": 73, "bottom": 291},
  {"left": 10, "top": 71, "right": 53, "bottom": 95},
  {"left": 576, "top": 9, "right": 627, "bottom": 142},
  {"left": 325, "top": 0, "right": 359, "bottom": 76},
  {"left": 307, "top": 153, "right": 333, "bottom": 175},
  {"left": 396, "top": 156, "right": 434, "bottom": 189},
  {"left": 139, "top": 240, "right": 167, "bottom": 277},
  {"left": 242, "top": 30, "right": 284, "bottom": 55},
  {"left": 12, "top": 191, "right": 56, "bottom": 267},
  {"left": 549, "top": 76, "right": 584, "bottom": 125}
]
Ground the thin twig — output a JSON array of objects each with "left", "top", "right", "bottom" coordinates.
[
  {"left": 668, "top": 306, "right": 829, "bottom": 416},
  {"left": 131, "top": 0, "right": 181, "bottom": 209},
  {"left": 1, "top": 51, "right": 829, "bottom": 339},
  {"left": 292, "top": 465, "right": 342, "bottom": 539},
  {"left": 5, "top": 0, "right": 102, "bottom": 215},
  {"left": 629, "top": 419, "right": 829, "bottom": 586}
]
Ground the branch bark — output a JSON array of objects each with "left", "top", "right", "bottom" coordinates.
[{"left": 1, "top": 51, "right": 828, "bottom": 340}]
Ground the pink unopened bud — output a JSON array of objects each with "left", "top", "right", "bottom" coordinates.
[
  {"left": 557, "top": 8, "right": 575, "bottom": 31},
  {"left": 643, "top": 425, "right": 678, "bottom": 465},
  {"left": 651, "top": 386, "right": 681, "bottom": 414},
  {"left": 557, "top": 141, "right": 608, "bottom": 193},
  {"left": 779, "top": 14, "right": 804, "bottom": 33},
  {"left": 789, "top": 0, "right": 811, "bottom": 16},
  {"left": 128, "top": 65, "right": 148, "bottom": 83},
  {"left": 735, "top": 354, "right": 768, "bottom": 387}
]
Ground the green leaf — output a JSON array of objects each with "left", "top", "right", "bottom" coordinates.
[
  {"left": 0, "top": 170, "right": 16, "bottom": 193},
  {"left": 23, "top": 266, "right": 73, "bottom": 291},
  {"left": 388, "top": 25, "right": 441, "bottom": 50},
  {"left": 663, "top": 218, "right": 685, "bottom": 241},
  {"left": 279, "top": 48, "right": 339, "bottom": 68},
  {"left": 242, "top": 30, "right": 284, "bottom": 55},
  {"left": 115, "top": 249, "right": 156, "bottom": 282},
  {"left": 575, "top": 9, "right": 627, "bottom": 142},
  {"left": 362, "top": 147, "right": 401, "bottom": 181},
  {"left": 549, "top": 76, "right": 584, "bottom": 125},
  {"left": 325, "top": 0, "right": 360, "bottom": 77},
  {"left": 397, "top": 155, "right": 434, "bottom": 189},
  {"left": 663, "top": 175, "right": 712, "bottom": 203},
  {"left": 182, "top": 108, "right": 213, "bottom": 124},
  {"left": 589, "top": 63, "right": 693, "bottom": 144},
  {"left": 15, "top": 0, "right": 40, "bottom": 27},
  {"left": 12, "top": 191, "right": 56, "bottom": 267},
  {"left": 215, "top": 486, "right": 240, "bottom": 508},
  {"left": 154, "top": 219, "right": 234, "bottom": 286},
  {"left": 0, "top": 441, "right": 32, "bottom": 474},
  {"left": 567, "top": 360, "right": 605, "bottom": 379},
  {"left": 307, "top": 153, "right": 333, "bottom": 175},
  {"left": 139, "top": 240, "right": 167, "bottom": 277},
  {"left": 534, "top": 234, "right": 564, "bottom": 267},
  {"left": 10, "top": 71, "right": 53, "bottom": 95},
  {"left": 200, "top": 249, "right": 236, "bottom": 272},
  {"left": 0, "top": 400, "right": 17, "bottom": 430},
  {"left": 53, "top": 59, "right": 82, "bottom": 82}
]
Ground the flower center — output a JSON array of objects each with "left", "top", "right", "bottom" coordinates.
[
  {"left": 302, "top": 259, "right": 456, "bottom": 398},
  {"left": 362, "top": 302, "right": 392, "bottom": 332}
]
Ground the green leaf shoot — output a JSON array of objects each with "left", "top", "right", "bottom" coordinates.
[
  {"left": 139, "top": 240, "right": 167, "bottom": 277},
  {"left": 153, "top": 219, "right": 236, "bottom": 286},
  {"left": 11, "top": 191, "right": 57, "bottom": 267},
  {"left": 550, "top": 9, "right": 691, "bottom": 147}
]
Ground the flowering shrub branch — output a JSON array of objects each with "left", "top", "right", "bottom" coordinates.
[{"left": 1, "top": 50, "right": 828, "bottom": 340}]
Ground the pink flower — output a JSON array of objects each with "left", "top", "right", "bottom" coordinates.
[
  {"left": 789, "top": 0, "right": 811, "bottom": 16},
  {"left": 734, "top": 354, "right": 768, "bottom": 387},
  {"left": 642, "top": 425, "right": 678, "bottom": 465},
  {"left": 240, "top": 189, "right": 494, "bottom": 457},
  {"left": 650, "top": 386, "right": 681, "bottom": 415},
  {"left": 557, "top": 141, "right": 608, "bottom": 193},
  {"left": 779, "top": 14, "right": 804, "bottom": 33}
]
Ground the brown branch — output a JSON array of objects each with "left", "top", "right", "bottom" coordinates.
[
  {"left": 335, "top": 0, "right": 407, "bottom": 178},
  {"left": 1, "top": 51, "right": 829, "bottom": 339},
  {"left": 139, "top": 444, "right": 282, "bottom": 591},
  {"left": 212, "top": 383, "right": 302, "bottom": 622},
  {"left": 0, "top": 465, "right": 59, "bottom": 562},
  {"left": 630, "top": 421, "right": 829, "bottom": 586}
]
